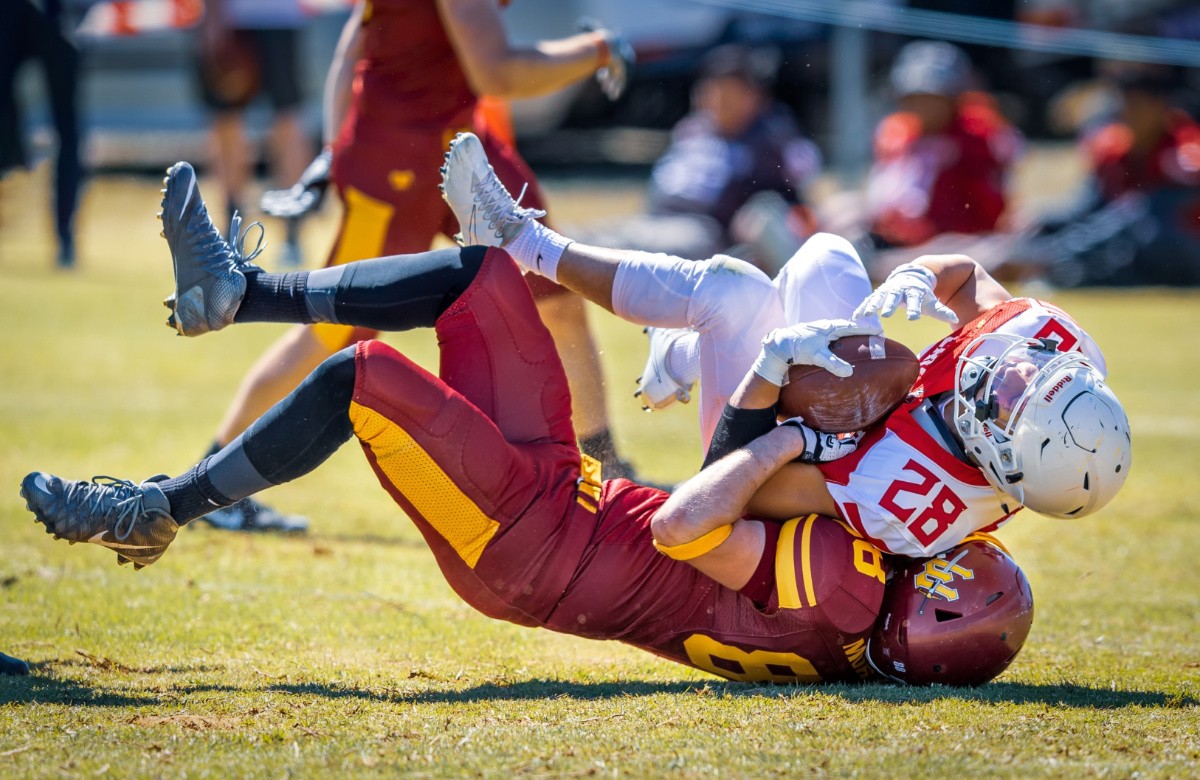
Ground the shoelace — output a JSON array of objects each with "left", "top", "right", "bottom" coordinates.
[
  {"left": 187, "top": 206, "right": 265, "bottom": 271},
  {"left": 471, "top": 175, "right": 545, "bottom": 235},
  {"left": 227, "top": 211, "right": 266, "bottom": 267},
  {"left": 62, "top": 476, "right": 170, "bottom": 542}
]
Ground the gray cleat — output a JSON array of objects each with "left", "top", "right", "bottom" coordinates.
[
  {"left": 438, "top": 132, "right": 545, "bottom": 247},
  {"left": 159, "top": 161, "right": 265, "bottom": 336},
  {"left": 0, "top": 652, "right": 29, "bottom": 676},
  {"left": 21, "top": 472, "right": 180, "bottom": 570},
  {"left": 195, "top": 496, "right": 308, "bottom": 534}
]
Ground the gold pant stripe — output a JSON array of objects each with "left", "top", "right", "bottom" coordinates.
[
  {"left": 799, "top": 514, "right": 819, "bottom": 608},
  {"left": 312, "top": 185, "right": 396, "bottom": 352},
  {"left": 311, "top": 322, "right": 359, "bottom": 353},
  {"left": 775, "top": 517, "right": 803, "bottom": 609},
  {"left": 350, "top": 401, "right": 499, "bottom": 568},
  {"left": 331, "top": 185, "right": 392, "bottom": 267}
]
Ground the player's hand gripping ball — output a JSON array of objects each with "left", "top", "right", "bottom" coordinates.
[{"left": 780, "top": 335, "right": 920, "bottom": 433}]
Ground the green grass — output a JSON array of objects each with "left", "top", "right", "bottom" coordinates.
[{"left": 1, "top": 169, "right": 1199, "bottom": 777}]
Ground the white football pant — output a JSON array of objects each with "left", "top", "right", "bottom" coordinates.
[{"left": 611, "top": 233, "right": 877, "bottom": 447}]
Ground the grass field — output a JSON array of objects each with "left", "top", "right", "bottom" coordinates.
[{"left": 1, "top": 162, "right": 1199, "bottom": 778}]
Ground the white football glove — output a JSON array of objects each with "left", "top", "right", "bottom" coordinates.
[
  {"left": 752, "top": 318, "right": 883, "bottom": 386},
  {"left": 780, "top": 419, "right": 863, "bottom": 463},
  {"left": 853, "top": 262, "right": 959, "bottom": 324},
  {"left": 578, "top": 17, "right": 635, "bottom": 101}
]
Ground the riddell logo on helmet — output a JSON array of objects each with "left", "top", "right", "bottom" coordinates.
[
  {"left": 914, "top": 552, "right": 974, "bottom": 602},
  {"left": 1043, "top": 374, "right": 1073, "bottom": 403}
]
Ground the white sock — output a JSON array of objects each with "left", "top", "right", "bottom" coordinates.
[{"left": 505, "top": 220, "right": 573, "bottom": 283}]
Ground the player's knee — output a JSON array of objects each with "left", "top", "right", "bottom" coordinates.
[
  {"left": 313, "top": 346, "right": 358, "bottom": 407},
  {"left": 785, "top": 233, "right": 863, "bottom": 274},
  {"left": 693, "top": 254, "right": 776, "bottom": 325}
]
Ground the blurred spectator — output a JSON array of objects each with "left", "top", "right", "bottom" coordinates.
[
  {"left": 578, "top": 44, "right": 822, "bottom": 275},
  {"left": 864, "top": 40, "right": 1023, "bottom": 253},
  {"left": 1024, "top": 62, "right": 1200, "bottom": 287},
  {"left": 0, "top": 0, "right": 84, "bottom": 268},
  {"left": 195, "top": 0, "right": 312, "bottom": 265}
]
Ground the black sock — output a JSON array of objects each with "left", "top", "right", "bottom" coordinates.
[
  {"left": 158, "top": 458, "right": 234, "bottom": 524},
  {"left": 161, "top": 348, "right": 359, "bottom": 523},
  {"left": 231, "top": 246, "right": 486, "bottom": 330},
  {"left": 235, "top": 271, "right": 312, "bottom": 324}
]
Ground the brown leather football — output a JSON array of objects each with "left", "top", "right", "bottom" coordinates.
[{"left": 779, "top": 335, "right": 919, "bottom": 432}]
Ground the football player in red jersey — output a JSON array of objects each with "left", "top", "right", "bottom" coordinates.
[
  {"left": 193, "top": 0, "right": 639, "bottom": 532},
  {"left": 24, "top": 163, "right": 886, "bottom": 685},
  {"left": 433, "top": 133, "right": 1132, "bottom": 564},
  {"left": 865, "top": 40, "right": 1022, "bottom": 251}
]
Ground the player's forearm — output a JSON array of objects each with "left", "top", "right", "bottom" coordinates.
[
  {"left": 322, "top": 3, "right": 365, "bottom": 145},
  {"left": 651, "top": 425, "right": 809, "bottom": 548},
  {"left": 910, "top": 254, "right": 977, "bottom": 303},
  {"left": 470, "top": 35, "right": 605, "bottom": 99},
  {"left": 908, "top": 253, "right": 1009, "bottom": 323}
]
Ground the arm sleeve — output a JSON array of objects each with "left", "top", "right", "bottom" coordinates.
[{"left": 702, "top": 403, "right": 779, "bottom": 469}]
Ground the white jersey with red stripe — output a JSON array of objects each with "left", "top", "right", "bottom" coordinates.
[{"left": 817, "top": 298, "right": 1105, "bottom": 557}]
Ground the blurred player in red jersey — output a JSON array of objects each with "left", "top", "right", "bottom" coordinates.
[
  {"left": 860, "top": 40, "right": 1023, "bottom": 276},
  {"left": 24, "top": 163, "right": 889, "bottom": 685},
  {"left": 196, "top": 0, "right": 639, "bottom": 532},
  {"left": 1024, "top": 61, "right": 1200, "bottom": 287}
]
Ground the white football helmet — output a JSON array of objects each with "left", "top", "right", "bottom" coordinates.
[{"left": 952, "top": 333, "right": 1132, "bottom": 518}]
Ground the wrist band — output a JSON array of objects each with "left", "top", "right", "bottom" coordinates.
[
  {"left": 595, "top": 34, "right": 611, "bottom": 68},
  {"left": 653, "top": 524, "right": 734, "bottom": 561}
]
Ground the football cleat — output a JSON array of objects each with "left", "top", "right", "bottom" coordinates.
[
  {"left": 20, "top": 473, "right": 180, "bottom": 570},
  {"left": 194, "top": 496, "right": 308, "bottom": 534},
  {"left": 160, "top": 161, "right": 266, "bottom": 336},
  {"left": 439, "top": 132, "right": 545, "bottom": 247},
  {"left": 0, "top": 652, "right": 29, "bottom": 676},
  {"left": 634, "top": 327, "right": 693, "bottom": 411}
]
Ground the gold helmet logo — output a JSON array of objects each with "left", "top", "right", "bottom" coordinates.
[{"left": 914, "top": 550, "right": 974, "bottom": 602}]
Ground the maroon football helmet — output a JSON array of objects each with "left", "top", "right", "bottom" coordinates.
[{"left": 867, "top": 538, "right": 1034, "bottom": 686}]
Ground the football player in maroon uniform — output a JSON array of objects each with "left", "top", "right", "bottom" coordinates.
[
  {"left": 25, "top": 162, "right": 883, "bottom": 684},
  {"left": 21, "top": 160, "right": 1035, "bottom": 686},
  {"left": 192, "top": 0, "right": 639, "bottom": 532}
]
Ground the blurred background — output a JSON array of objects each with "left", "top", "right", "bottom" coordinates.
[{"left": 3, "top": 0, "right": 1200, "bottom": 284}]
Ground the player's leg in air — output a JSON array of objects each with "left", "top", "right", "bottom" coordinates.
[
  {"left": 440, "top": 133, "right": 886, "bottom": 448},
  {"left": 195, "top": 137, "right": 632, "bottom": 534},
  {"left": 636, "top": 233, "right": 882, "bottom": 415},
  {"left": 21, "top": 164, "right": 586, "bottom": 593},
  {"left": 441, "top": 136, "right": 806, "bottom": 446}
]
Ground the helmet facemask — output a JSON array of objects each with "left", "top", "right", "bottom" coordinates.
[{"left": 952, "top": 333, "right": 1109, "bottom": 512}]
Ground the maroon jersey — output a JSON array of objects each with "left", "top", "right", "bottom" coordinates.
[
  {"left": 346, "top": 0, "right": 477, "bottom": 138},
  {"left": 546, "top": 481, "right": 888, "bottom": 683},
  {"left": 868, "top": 93, "right": 1021, "bottom": 247}
]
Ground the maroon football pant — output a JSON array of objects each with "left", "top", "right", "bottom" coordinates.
[
  {"left": 348, "top": 248, "right": 596, "bottom": 625},
  {"left": 319, "top": 123, "right": 565, "bottom": 352}
]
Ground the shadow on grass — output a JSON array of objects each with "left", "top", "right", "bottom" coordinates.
[
  {"left": 264, "top": 678, "right": 702, "bottom": 704},
  {"left": 247, "top": 678, "right": 1195, "bottom": 710},
  {"left": 0, "top": 662, "right": 162, "bottom": 707}
]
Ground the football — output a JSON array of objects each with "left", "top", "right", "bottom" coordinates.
[{"left": 779, "top": 335, "right": 919, "bottom": 432}]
